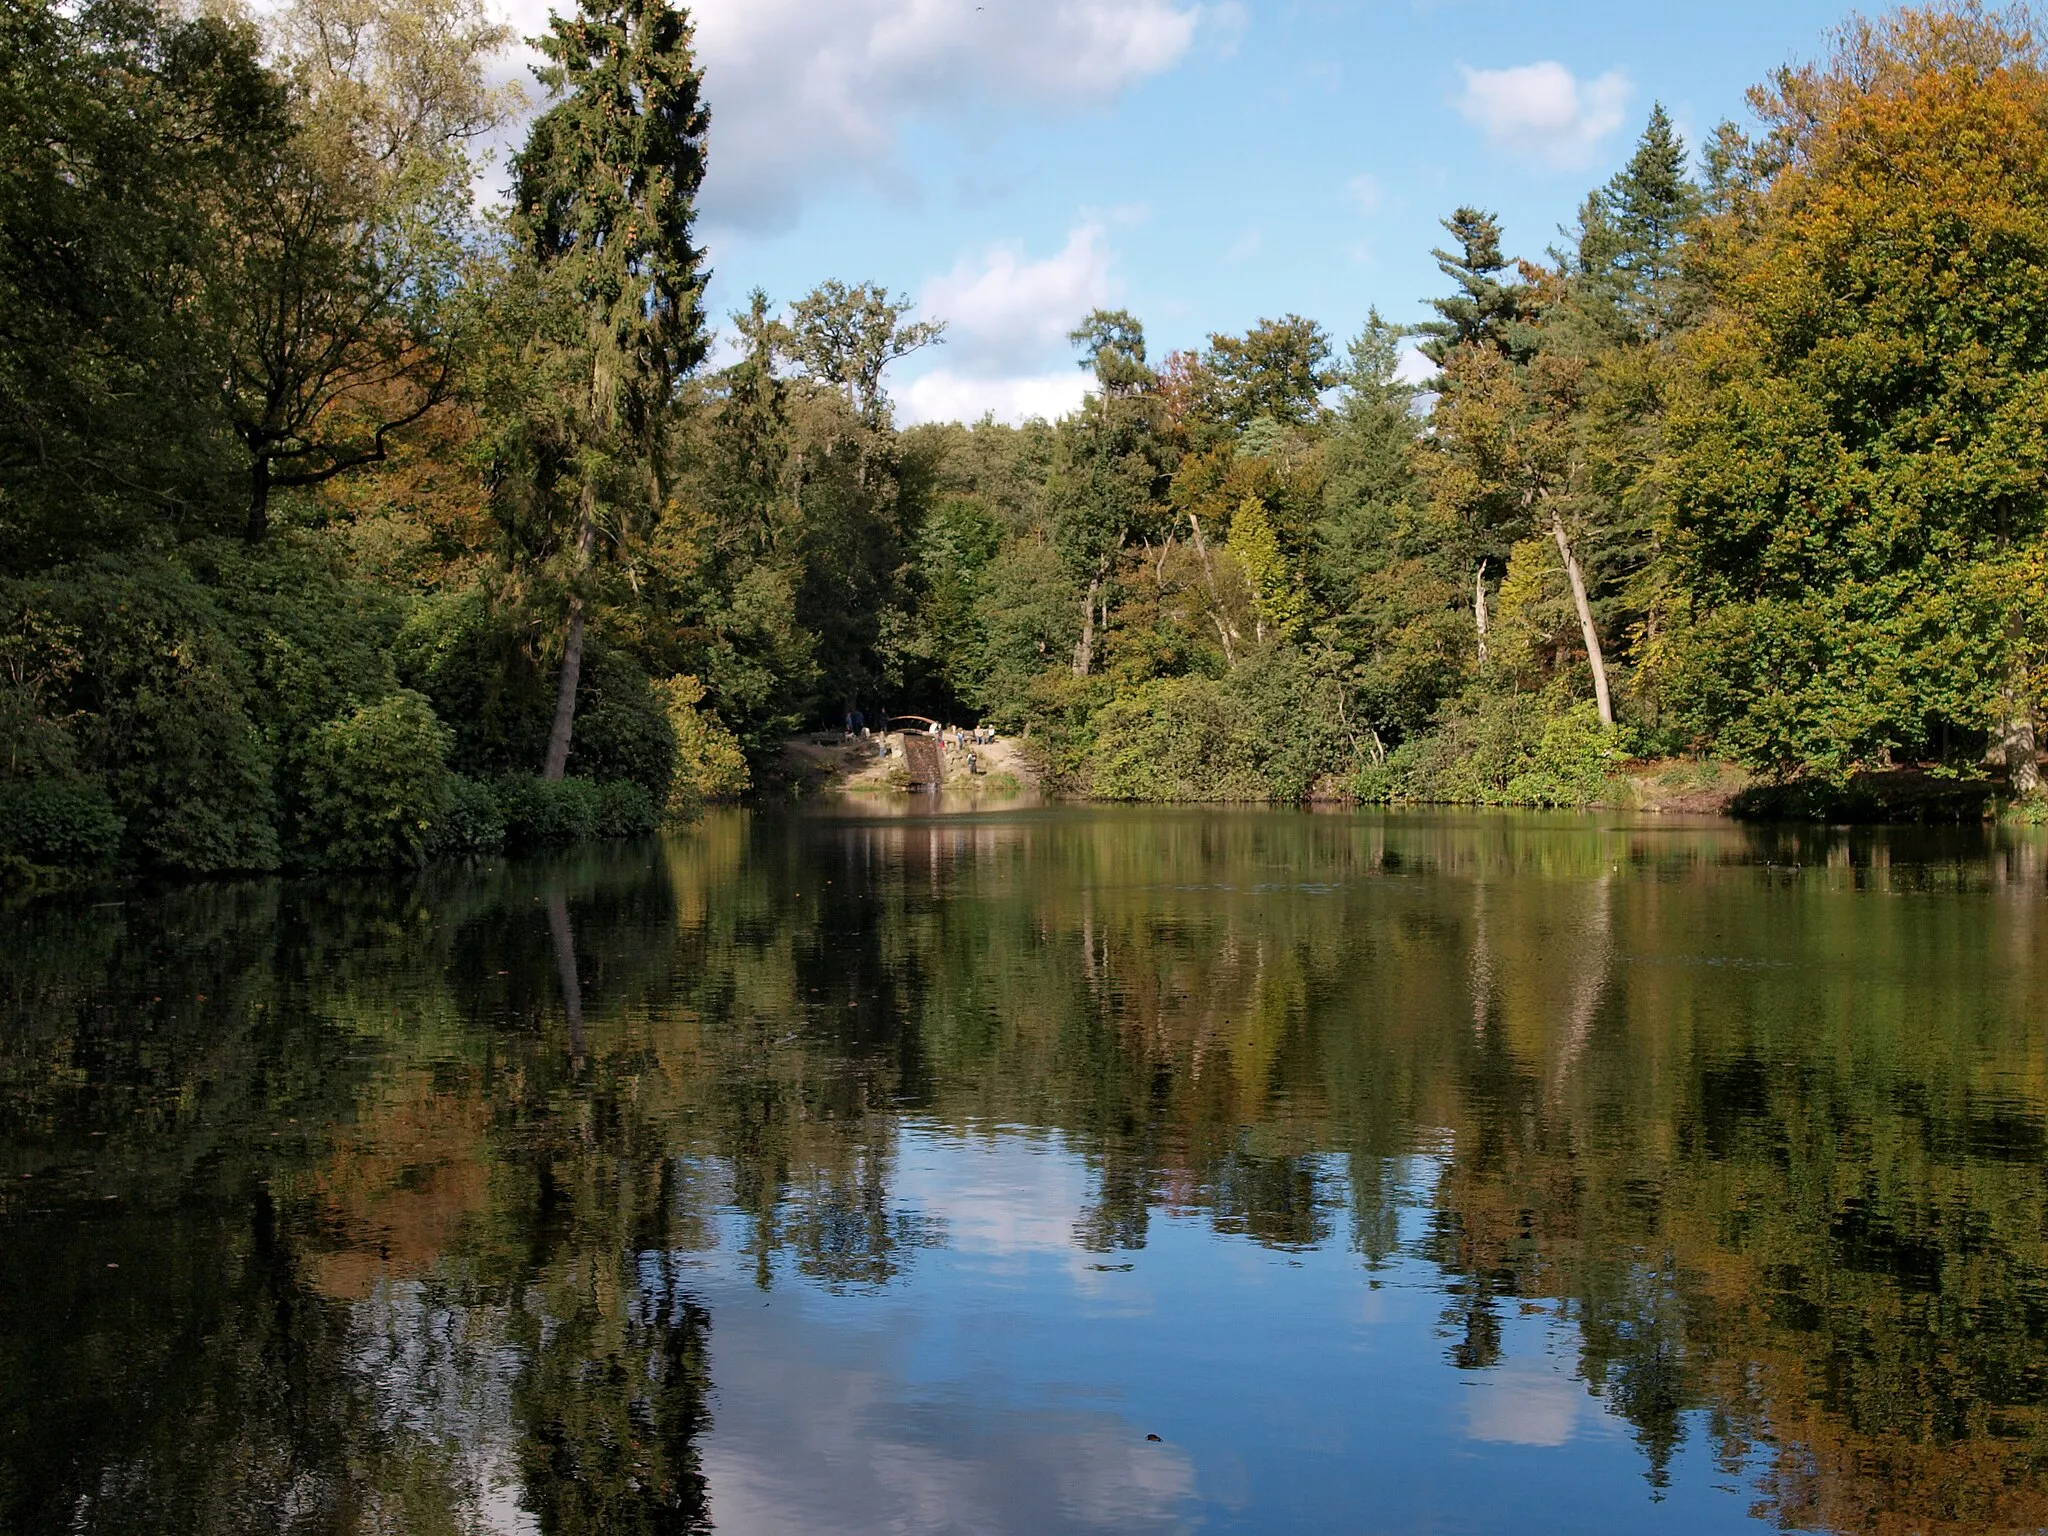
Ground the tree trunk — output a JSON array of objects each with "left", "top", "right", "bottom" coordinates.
[
  {"left": 1073, "top": 577, "right": 1100, "bottom": 677},
  {"left": 1550, "top": 508, "right": 1613, "bottom": 727},
  {"left": 1186, "top": 512, "right": 1238, "bottom": 668},
  {"left": 245, "top": 455, "right": 271, "bottom": 544},
  {"left": 2004, "top": 612, "right": 2041, "bottom": 798},
  {"left": 2004, "top": 701, "right": 2041, "bottom": 797},
  {"left": 1474, "top": 560, "right": 1490, "bottom": 667},
  {"left": 544, "top": 515, "right": 597, "bottom": 780},
  {"left": 543, "top": 600, "right": 585, "bottom": 780},
  {"left": 1468, "top": 881, "right": 1492, "bottom": 1042},
  {"left": 1547, "top": 873, "right": 1614, "bottom": 1103},
  {"left": 546, "top": 892, "right": 586, "bottom": 1068},
  {"left": 1072, "top": 539, "right": 1125, "bottom": 678}
]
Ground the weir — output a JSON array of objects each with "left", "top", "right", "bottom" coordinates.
[{"left": 903, "top": 733, "right": 943, "bottom": 790}]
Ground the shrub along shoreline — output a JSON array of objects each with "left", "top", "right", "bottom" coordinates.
[{"left": 0, "top": 536, "right": 745, "bottom": 890}]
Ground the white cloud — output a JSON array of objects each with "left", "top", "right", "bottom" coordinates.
[
  {"left": 898, "top": 369, "right": 1091, "bottom": 426},
  {"left": 1454, "top": 61, "right": 1630, "bottom": 170},
  {"left": 922, "top": 224, "right": 1115, "bottom": 376},
  {"left": 676, "top": 0, "right": 1205, "bottom": 232},
  {"left": 481, "top": 2, "right": 1222, "bottom": 228},
  {"left": 1225, "top": 226, "right": 1263, "bottom": 263},
  {"left": 696, "top": 1131, "right": 1196, "bottom": 1534},
  {"left": 1345, "top": 173, "right": 1381, "bottom": 215},
  {"left": 898, "top": 222, "right": 1115, "bottom": 424},
  {"left": 1395, "top": 344, "right": 1436, "bottom": 387},
  {"left": 1465, "top": 1360, "right": 1589, "bottom": 1447}
]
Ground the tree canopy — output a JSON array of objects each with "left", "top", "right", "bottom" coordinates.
[{"left": 6, "top": 0, "right": 2048, "bottom": 886}]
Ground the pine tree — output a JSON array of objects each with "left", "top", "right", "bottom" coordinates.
[
  {"left": 714, "top": 290, "right": 791, "bottom": 555},
  {"left": 1416, "top": 208, "right": 1527, "bottom": 366},
  {"left": 1070, "top": 308, "right": 1155, "bottom": 399},
  {"left": 1586, "top": 105, "right": 1700, "bottom": 342},
  {"left": 510, "top": 0, "right": 710, "bottom": 780}
]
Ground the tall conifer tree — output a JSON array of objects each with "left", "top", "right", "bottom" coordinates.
[
  {"left": 1416, "top": 209, "right": 1526, "bottom": 366},
  {"left": 1591, "top": 104, "right": 1700, "bottom": 341},
  {"left": 511, "top": 0, "right": 708, "bottom": 780}
]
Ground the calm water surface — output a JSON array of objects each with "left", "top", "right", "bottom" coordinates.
[{"left": 5, "top": 806, "right": 2048, "bottom": 1534}]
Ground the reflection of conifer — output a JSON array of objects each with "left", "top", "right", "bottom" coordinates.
[
  {"left": 1077, "top": 1143, "right": 1156, "bottom": 1253},
  {"left": 1579, "top": 1257, "right": 1694, "bottom": 1492},
  {"left": 514, "top": 1268, "right": 714, "bottom": 1535},
  {"left": 1449, "top": 1287, "right": 1504, "bottom": 1372}
]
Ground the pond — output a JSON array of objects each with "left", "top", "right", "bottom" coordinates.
[{"left": 3, "top": 806, "right": 2047, "bottom": 1534}]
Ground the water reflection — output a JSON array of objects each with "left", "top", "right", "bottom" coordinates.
[{"left": 3, "top": 810, "right": 2048, "bottom": 1533}]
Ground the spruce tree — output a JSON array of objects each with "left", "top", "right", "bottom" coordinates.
[
  {"left": 1590, "top": 104, "right": 1700, "bottom": 342},
  {"left": 714, "top": 290, "right": 791, "bottom": 555},
  {"left": 1416, "top": 208, "right": 1526, "bottom": 366},
  {"left": 511, "top": 0, "right": 709, "bottom": 780}
]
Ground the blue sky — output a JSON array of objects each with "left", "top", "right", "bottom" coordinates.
[{"left": 491, "top": 0, "right": 1852, "bottom": 422}]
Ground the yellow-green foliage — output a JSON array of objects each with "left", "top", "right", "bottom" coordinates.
[
  {"left": 1088, "top": 676, "right": 1269, "bottom": 801},
  {"left": 1360, "top": 691, "right": 1629, "bottom": 807},
  {"left": 656, "top": 675, "right": 749, "bottom": 816},
  {"left": 1226, "top": 497, "right": 1307, "bottom": 643},
  {"left": 1661, "top": 9, "right": 2048, "bottom": 777},
  {"left": 1490, "top": 537, "right": 1567, "bottom": 680}
]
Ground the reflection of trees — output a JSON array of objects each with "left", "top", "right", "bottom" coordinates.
[
  {"left": 0, "top": 855, "right": 719, "bottom": 1534},
  {"left": 1404, "top": 836, "right": 2048, "bottom": 1529},
  {"left": 6, "top": 813, "right": 2048, "bottom": 1531},
  {"left": 511, "top": 1255, "right": 711, "bottom": 1536},
  {"left": 786, "top": 813, "right": 2048, "bottom": 1531}
]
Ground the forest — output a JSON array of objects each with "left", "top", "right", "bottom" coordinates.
[{"left": 5, "top": 0, "right": 2048, "bottom": 879}]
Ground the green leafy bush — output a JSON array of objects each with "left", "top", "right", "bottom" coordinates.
[
  {"left": 495, "top": 775, "right": 601, "bottom": 848},
  {"left": 297, "top": 691, "right": 453, "bottom": 869},
  {"left": 1360, "top": 691, "right": 1628, "bottom": 807},
  {"left": 0, "top": 776, "right": 124, "bottom": 865},
  {"left": 483, "top": 775, "right": 657, "bottom": 849},
  {"left": 591, "top": 779, "right": 659, "bottom": 838},
  {"left": 401, "top": 603, "right": 680, "bottom": 800},
  {"left": 1731, "top": 774, "right": 1998, "bottom": 824},
  {"left": 2006, "top": 794, "right": 2048, "bottom": 827},
  {"left": 1084, "top": 651, "right": 1368, "bottom": 802},
  {"left": 192, "top": 536, "right": 407, "bottom": 747},
  {"left": 568, "top": 650, "right": 678, "bottom": 804},
  {"left": 9, "top": 554, "right": 286, "bottom": 873},
  {"left": 426, "top": 774, "right": 506, "bottom": 857},
  {"left": 1088, "top": 676, "right": 1270, "bottom": 801},
  {"left": 1226, "top": 647, "right": 1364, "bottom": 800},
  {"left": 397, "top": 594, "right": 553, "bottom": 779}
]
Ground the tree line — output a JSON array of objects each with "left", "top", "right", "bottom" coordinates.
[{"left": 4, "top": 0, "right": 2046, "bottom": 879}]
